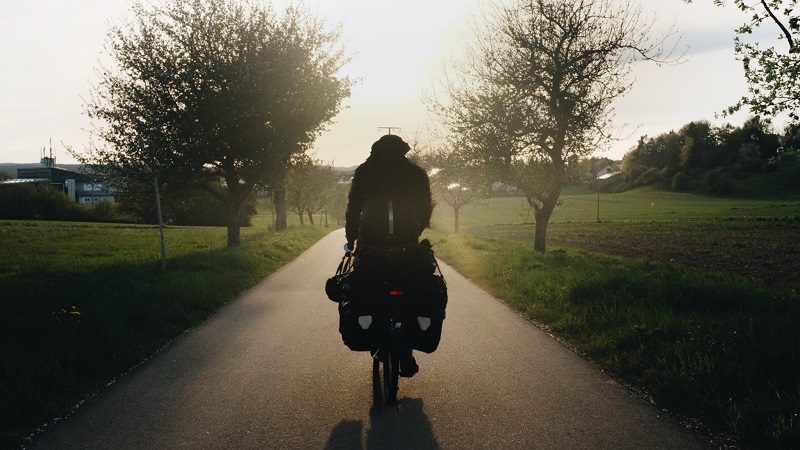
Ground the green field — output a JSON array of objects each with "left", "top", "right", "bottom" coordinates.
[
  {"left": 0, "top": 220, "right": 329, "bottom": 447},
  {"left": 431, "top": 188, "right": 800, "bottom": 289},
  {"left": 431, "top": 187, "right": 800, "bottom": 231}
]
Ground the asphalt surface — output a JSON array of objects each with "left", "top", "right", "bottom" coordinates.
[{"left": 31, "top": 229, "right": 704, "bottom": 449}]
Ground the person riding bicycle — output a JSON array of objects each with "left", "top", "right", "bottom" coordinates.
[{"left": 345, "top": 134, "right": 433, "bottom": 377}]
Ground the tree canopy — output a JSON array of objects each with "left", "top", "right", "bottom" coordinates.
[
  {"left": 686, "top": 0, "right": 799, "bottom": 123},
  {"left": 86, "top": 0, "right": 352, "bottom": 246}
]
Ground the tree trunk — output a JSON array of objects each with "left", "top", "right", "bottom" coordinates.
[
  {"left": 153, "top": 175, "right": 167, "bottom": 271},
  {"left": 297, "top": 210, "right": 304, "bottom": 225},
  {"left": 226, "top": 203, "right": 241, "bottom": 248},
  {"left": 307, "top": 210, "right": 315, "bottom": 225},
  {"left": 453, "top": 205, "right": 460, "bottom": 234},
  {"left": 272, "top": 189, "right": 287, "bottom": 231},
  {"left": 533, "top": 217, "right": 548, "bottom": 253},
  {"left": 533, "top": 196, "right": 558, "bottom": 253}
]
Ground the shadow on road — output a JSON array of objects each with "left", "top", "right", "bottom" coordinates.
[{"left": 323, "top": 361, "right": 440, "bottom": 449}]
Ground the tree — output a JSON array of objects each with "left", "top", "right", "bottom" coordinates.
[
  {"left": 686, "top": 0, "right": 799, "bottom": 123},
  {"left": 623, "top": 131, "right": 684, "bottom": 177},
  {"left": 417, "top": 147, "right": 488, "bottom": 233},
  {"left": 86, "top": 0, "right": 351, "bottom": 248},
  {"left": 285, "top": 158, "right": 337, "bottom": 225},
  {"left": 325, "top": 181, "right": 350, "bottom": 226},
  {"left": 431, "top": 0, "right": 675, "bottom": 251},
  {"left": 679, "top": 121, "right": 718, "bottom": 171}
]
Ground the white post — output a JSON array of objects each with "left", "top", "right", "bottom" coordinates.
[{"left": 154, "top": 174, "right": 167, "bottom": 271}]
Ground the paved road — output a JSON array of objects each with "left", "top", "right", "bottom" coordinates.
[{"left": 32, "top": 229, "right": 703, "bottom": 449}]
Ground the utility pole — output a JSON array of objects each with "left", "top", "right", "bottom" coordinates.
[{"left": 377, "top": 126, "right": 402, "bottom": 135}]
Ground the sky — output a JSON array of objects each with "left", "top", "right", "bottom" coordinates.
[{"left": 0, "top": 0, "right": 789, "bottom": 166}]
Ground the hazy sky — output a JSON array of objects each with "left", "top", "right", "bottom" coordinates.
[{"left": 0, "top": 0, "right": 787, "bottom": 166}]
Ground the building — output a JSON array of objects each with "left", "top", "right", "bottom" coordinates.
[
  {"left": 596, "top": 165, "right": 621, "bottom": 180},
  {"left": 2, "top": 154, "right": 114, "bottom": 204}
]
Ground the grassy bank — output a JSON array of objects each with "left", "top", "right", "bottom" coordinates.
[
  {"left": 0, "top": 221, "right": 329, "bottom": 447},
  {"left": 424, "top": 230, "right": 800, "bottom": 447}
]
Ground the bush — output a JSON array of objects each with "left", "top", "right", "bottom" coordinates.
[
  {"left": 633, "top": 167, "right": 662, "bottom": 187},
  {"left": 87, "top": 201, "right": 126, "bottom": 222},
  {"left": 114, "top": 182, "right": 256, "bottom": 226},
  {"left": 170, "top": 189, "right": 256, "bottom": 226},
  {"left": 702, "top": 169, "right": 733, "bottom": 195},
  {"left": 0, "top": 185, "right": 89, "bottom": 221},
  {"left": 671, "top": 172, "right": 691, "bottom": 191}
]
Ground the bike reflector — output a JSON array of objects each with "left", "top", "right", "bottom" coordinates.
[
  {"left": 417, "top": 317, "right": 431, "bottom": 331},
  {"left": 388, "top": 289, "right": 405, "bottom": 296},
  {"left": 357, "top": 315, "right": 373, "bottom": 329}
]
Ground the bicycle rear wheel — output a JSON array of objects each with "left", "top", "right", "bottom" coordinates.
[{"left": 383, "top": 352, "right": 399, "bottom": 403}]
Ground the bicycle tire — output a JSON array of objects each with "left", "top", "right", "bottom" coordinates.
[
  {"left": 382, "top": 352, "right": 399, "bottom": 403},
  {"left": 390, "top": 355, "right": 400, "bottom": 402}
]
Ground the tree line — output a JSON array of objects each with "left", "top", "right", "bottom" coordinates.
[{"left": 613, "top": 119, "right": 799, "bottom": 194}]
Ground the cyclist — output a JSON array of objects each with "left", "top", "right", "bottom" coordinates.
[{"left": 345, "top": 134, "right": 433, "bottom": 377}]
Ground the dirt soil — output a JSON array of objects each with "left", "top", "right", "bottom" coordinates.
[{"left": 476, "top": 221, "right": 800, "bottom": 290}]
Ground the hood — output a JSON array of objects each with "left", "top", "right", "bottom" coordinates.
[{"left": 370, "top": 134, "right": 411, "bottom": 159}]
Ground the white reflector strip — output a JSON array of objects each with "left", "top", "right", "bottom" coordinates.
[
  {"left": 358, "top": 315, "right": 373, "bottom": 329},
  {"left": 388, "top": 200, "right": 394, "bottom": 235},
  {"left": 417, "top": 317, "right": 431, "bottom": 331}
]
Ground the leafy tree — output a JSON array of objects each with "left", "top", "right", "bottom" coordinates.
[
  {"left": 285, "top": 158, "right": 337, "bottom": 225},
  {"left": 622, "top": 131, "right": 684, "bottom": 177},
  {"left": 679, "top": 121, "right": 718, "bottom": 171},
  {"left": 431, "top": 0, "right": 674, "bottom": 251},
  {"left": 85, "top": 0, "right": 351, "bottom": 248},
  {"left": 686, "top": 0, "right": 799, "bottom": 123},
  {"left": 325, "top": 181, "right": 351, "bottom": 226},
  {"left": 417, "top": 147, "right": 489, "bottom": 234},
  {"left": 782, "top": 123, "right": 800, "bottom": 151},
  {"left": 0, "top": 171, "right": 9, "bottom": 182}
]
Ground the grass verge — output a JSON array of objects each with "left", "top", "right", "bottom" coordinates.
[
  {"left": 424, "top": 229, "right": 800, "bottom": 448},
  {"left": 0, "top": 221, "right": 329, "bottom": 448}
]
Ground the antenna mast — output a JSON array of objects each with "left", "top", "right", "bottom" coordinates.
[{"left": 377, "top": 126, "right": 402, "bottom": 135}]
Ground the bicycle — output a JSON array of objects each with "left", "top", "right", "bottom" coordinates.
[
  {"left": 371, "top": 280, "right": 407, "bottom": 404},
  {"left": 343, "top": 243, "right": 406, "bottom": 404}
]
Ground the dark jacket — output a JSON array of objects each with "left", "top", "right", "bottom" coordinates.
[{"left": 345, "top": 147, "right": 432, "bottom": 246}]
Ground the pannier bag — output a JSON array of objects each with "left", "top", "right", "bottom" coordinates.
[
  {"left": 325, "top": 253, "right": 354, "bottom": 302},
  {"left": 329, "top": 242, "right": 448, "bottom": 353},
  {"left": 337, "top": 275, "right": 379, "bottom": 351},
  {"left": 403, "top": 261, "right": 448, "bottom": 353}
]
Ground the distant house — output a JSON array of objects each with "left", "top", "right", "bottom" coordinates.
[
  {"left": 1, "top": 156, "right": 114, "bottom": 204},
  {"left": 596, "top": 165, "right": 621, "bottom": 180}
]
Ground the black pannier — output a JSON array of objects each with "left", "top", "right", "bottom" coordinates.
[
  {"left": 337, "top": 272, "right": 388, "bottom": 351},
  {"left": 328, "top": 242, "right": 448, "bottom": 353},
  {"left": 403, "top": 273, "right": 448, "bottom": 353},
  {"left": 338, "top": 286, "right": 380, "bottom": 351}
]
